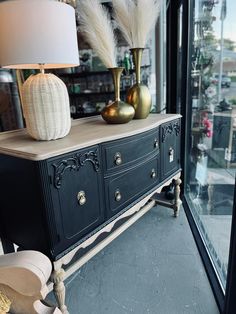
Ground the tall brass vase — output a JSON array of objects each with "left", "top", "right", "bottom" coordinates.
[
  {"left": 127, "top": 48, "right": 151, "bottom": 119},
  {"left": 101, "top": 67, "right": 135, "bottom": 124}
]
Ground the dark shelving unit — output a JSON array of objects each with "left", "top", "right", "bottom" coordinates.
[
  {"left": 56, "top": 63, "right": 151, "bottom": 119},
  {"left": 57, "top": 70, "right": 136, "bottom": 119}
]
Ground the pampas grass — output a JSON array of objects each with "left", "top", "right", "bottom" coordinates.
[
  {"left": 113, "top": 0, "right": 161, "bottom": 48},
  {"left": 77, "top": 0, "right": 117, "bottom": 68}
]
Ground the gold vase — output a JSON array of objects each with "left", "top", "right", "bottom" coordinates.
[
  {"left": 127, "top": 48, "right": 152, "bottom": 119},
  {"left": 101, "top": 67, "right": 135, "bottom": 124}
]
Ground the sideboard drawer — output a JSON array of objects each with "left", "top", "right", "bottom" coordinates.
[
  {"left": 105, "top": 156, "right": 159, "bottom": 218},
  {"left": 160, "top": 119, "right": 181, "bottom": 180},
  {"left": 102, "top": 129, "right": 159, "bottom": 174},
  {"left": 48, "top": 146, "right": 104, "bottom": 255}
]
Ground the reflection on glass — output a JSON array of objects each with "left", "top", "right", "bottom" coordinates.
[
  {"left": 186, "top": 0, "right": 236, "bottom": 290},
  {"left": 0, "top": 69, "right": 23, "bottom": 132}
]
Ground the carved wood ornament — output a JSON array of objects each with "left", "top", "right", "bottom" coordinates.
[{"left": 53, "top": 149, "right": 100, "bottom": 189}]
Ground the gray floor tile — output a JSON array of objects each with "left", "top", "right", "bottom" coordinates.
[{"left": 48, "top": 206, "right": 220, "bottom": 314}]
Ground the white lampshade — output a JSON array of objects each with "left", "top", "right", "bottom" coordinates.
[
  {"left": 0, "top": 0, "right": 80, "bottom": 141},
  {"left": 0, "top": 0, "right": 80, "bottom": 69}
]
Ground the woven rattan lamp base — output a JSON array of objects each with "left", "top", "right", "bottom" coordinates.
[{"left": 22, "top": 73, "right": 71, "bottom": 141}]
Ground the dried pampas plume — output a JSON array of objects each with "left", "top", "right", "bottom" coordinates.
[
  {"left": 113, "top": 0, "right": 161, "bottom": 48},
  {"left": 77, "top": 0, "right": 117, "bottom": 68}
]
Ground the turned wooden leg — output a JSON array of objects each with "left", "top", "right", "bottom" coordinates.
[
  {"left": 51, "top": 268, "right": 69, "bottom": 314},
  {"left": 173, "top": 178, "right": 182, "bottom": 217}
]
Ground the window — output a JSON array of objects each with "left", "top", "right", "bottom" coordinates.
[{"left": 183, "top": 0, "right": 236, "bottom": 301}]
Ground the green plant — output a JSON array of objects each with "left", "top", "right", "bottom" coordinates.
[{"left": 229, "top": 98, "right": 236, "bottom": 105}]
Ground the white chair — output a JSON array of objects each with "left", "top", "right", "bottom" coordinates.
[{"left": 0, "top": 250, "right": 62, "bottom": 314}]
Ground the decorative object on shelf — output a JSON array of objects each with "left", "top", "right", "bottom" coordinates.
[
  {"left": 112, "top": 0, "right": 161, "bottom": 119},
  {"left": 101, "top": 67, "right": 135, "bottom": 124},
  {"left": 77, "top": 0, "right": 134, "bottom": 124},
  {"left": 0, "top": 0, "right": 79, "bottom": 141},
  {"left": 123, "top": 51, "right": 131, "bottom": 75},
  {"left": 0, "top": 70, "right": 13, "bottom": 120},
  {"left": 0, "top": 291, "right": 11, "bottom": 314}
]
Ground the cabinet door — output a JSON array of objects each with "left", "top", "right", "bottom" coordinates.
[
  {"left": 48, "top": 146, "right": 104, "bottom": 255},
  {"left": 160, "top": 119, "right": 181, "bottom": 180}
]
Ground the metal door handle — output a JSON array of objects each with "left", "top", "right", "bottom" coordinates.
[
  {"left": 154, "top": 139, "right": 159, "bottom": 149},
  {"left": 115, "top": 190, "right": 122, "bottom": 202},
  {"left": 77, "top": 191, "right": 86, "bottom": 205},
  {"left": 151, "top": 169, "right": 156, "bottom": 178},
  {"left": 114, "top": 152, "right": 122, "bottom": 165}
]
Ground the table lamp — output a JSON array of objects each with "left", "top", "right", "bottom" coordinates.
[{"left": 0, "top": 0, "right": 80, "bottom": 140}]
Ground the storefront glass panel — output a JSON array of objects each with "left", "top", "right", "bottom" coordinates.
[{"left": 185, "top": 0, "right": 236, "bottom": 290}]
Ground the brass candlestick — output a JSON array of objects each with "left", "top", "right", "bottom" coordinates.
[
  {"left": 127, "top": 48, "right": 151, "bottom": 119},
  {"left": 101, "top": 67, "right": 135, "bottom": 124}
]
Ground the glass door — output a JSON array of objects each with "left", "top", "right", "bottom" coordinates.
[{"left": 184, "top": 0, "right": 236, "bottom": 296}]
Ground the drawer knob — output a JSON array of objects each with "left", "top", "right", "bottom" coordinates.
[
  {"left": 77, "top": 191, "right": 86, "bottom": 206},
  {"left": 114, "top": 152, "right": 122, "bottom": 166},
  {"left": 115, "top": 190, "right": 122, "bottom": 202},
  {"left": 154, "top": 139, "right": 159, "bottom": 149},
  {"left": 151, "top": 169, "right": 156, "bottom": 179}
]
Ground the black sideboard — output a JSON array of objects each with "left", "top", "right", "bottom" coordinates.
[{"left": 0, "top": 114, "right": 181, "bottom": 313}]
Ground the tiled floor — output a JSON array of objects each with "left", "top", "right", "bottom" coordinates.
[{"left": 47, "top": 205, "right": 220, "bottom": 314}]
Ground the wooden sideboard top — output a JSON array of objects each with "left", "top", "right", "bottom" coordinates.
[{"left": 0, "top": 113, "right": 181, "bottom": 160}]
